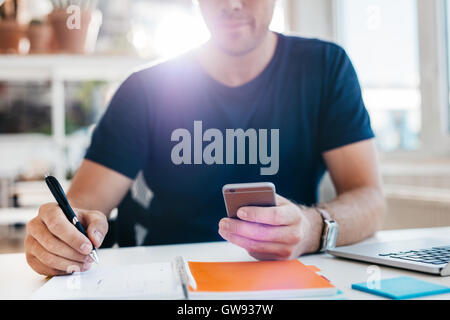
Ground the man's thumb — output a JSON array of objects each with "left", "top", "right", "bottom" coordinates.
[{"left": 77, "top": 210, "right": 108, "bottom": 248}]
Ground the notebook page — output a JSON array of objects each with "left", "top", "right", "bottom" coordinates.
[{"left": 31, "top": 263, "right": 184, "bottom": 300}]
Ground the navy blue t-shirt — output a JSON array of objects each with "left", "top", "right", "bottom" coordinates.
[{"left": 85, "top": 33, "right": 374, "bottom": 245}]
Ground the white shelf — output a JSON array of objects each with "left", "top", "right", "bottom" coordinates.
[
  {"left": 0, "top": 208, "right": 37, "bottom": 225},
  {"left": 384, "top": 184, "right": 450, "bottom": 204},
  {"left": 0, "top": 54, "right": 156, "bottom": 180},
  {"left": 0, "top": 54, "right": 154, "bottom": 81}
]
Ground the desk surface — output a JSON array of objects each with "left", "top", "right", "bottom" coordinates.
[{"left": 1, "top": 226, "right": 450, "bottom": 300}]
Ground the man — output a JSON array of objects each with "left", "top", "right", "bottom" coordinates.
[{"left": 25, "top": 0, "right": 386, "bottom": 276}]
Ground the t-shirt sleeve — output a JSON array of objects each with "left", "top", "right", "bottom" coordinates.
[
  {"left": 84, "top": 72, "right": 149, "bottom": 179},
  {"left": 318, "top": 43, "right": 375, "bottom": 153}
]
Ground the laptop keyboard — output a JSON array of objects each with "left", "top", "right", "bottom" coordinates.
[{"left": 378, "top": 245, "right": 450, "bottom": 265}]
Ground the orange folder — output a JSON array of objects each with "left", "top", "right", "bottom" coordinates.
[{"left": 187, "top": 260, "right": 336, "bottom": 299}]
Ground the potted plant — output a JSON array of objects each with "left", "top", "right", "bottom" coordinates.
[
  {"left": 0, "top": 0, "right": 27, "bottom": 54},
  {"left": 48, "top": 0, "right": 102, "bottom": 54},
  {"left": 27, "top": 19, "right": 54, "bottom": 54}
]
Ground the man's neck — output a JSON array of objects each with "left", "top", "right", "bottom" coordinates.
[{"left": 197, "top": 31, "right": 278, "bottom": 88}]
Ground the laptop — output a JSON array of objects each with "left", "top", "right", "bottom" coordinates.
[{"left": 327, "top": 238, "right": 450, "bottom": 276}]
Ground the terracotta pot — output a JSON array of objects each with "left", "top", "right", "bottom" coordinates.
[
  {"left": 27, "top": 23, "right": 54, "bottom": 54},
  {"left": 48, "top": 9, "right": 102, "bottom": 54},
  {"left": 0, "top": 21, "right": 26, "bottom": 54}
]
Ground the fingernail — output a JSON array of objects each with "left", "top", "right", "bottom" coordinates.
[
  {"left": 80, "top": 243, "right": 91, "bottom": 254},
  {"left": 219, "top": 229, "right": 229, "bottom": 239},
  {"left": 94, "top": 230, "right": 103, "bottom": 244},
  {"left": 220, "top": 220, "right": 229, "bottom": 230},
  {"left": 84, "top": 255, "right": 93, "bottom": 263},
  {"left": 238, "top": 210, "right": 247, "bottom": 219},
  {"left": 82, "top": 261, "right": 92, "bottom": 271}
]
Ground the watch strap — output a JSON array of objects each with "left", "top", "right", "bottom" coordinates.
[
  {"left": 315, "top": 207, "right": 332, "bottom": 221},
  {"left": 314, "top": 206, "right": 337, "bottom": 252}
]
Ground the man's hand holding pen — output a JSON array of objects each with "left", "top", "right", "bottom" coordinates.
[{"left": 25, "top": 203, "right": 108, "bottom": 276}]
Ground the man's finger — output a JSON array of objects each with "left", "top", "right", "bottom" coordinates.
[
  {"left": 275, "top": 194, "right": 291, "bottom": 205},
  {"left": 25, "top": 253, "right": 67, "bottom": 276},
  {"left": 218, "top": 229, "right": 294, "bottom": 260},
  {"left": 219, "top": 218, "right": 302, "bottom": 244},
  {"left": 38, "top": 204, "right": 93, "bottom": 255},
  {"left": 236, "top": 204, "right": 301, "bottom": 226},
  {"left": 76, "top": 209, "right": 108, "bottom": 248},
  {"left": 27, "top": 235, "right": 91, "bottom": 273},
  {"left": 27, "top": 218, "right": 89, "bottom": 263}
]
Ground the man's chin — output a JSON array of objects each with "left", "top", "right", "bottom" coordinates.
[
  {"left": 215, "top": 38, "right": 260, "bottom": 57},
  {"left": 210, "top": 29, "right": 272, "bottom": 57}
]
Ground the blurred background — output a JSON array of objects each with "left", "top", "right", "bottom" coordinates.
[{"left": 1, "top": 0, "right": 450, "bottom": 253}]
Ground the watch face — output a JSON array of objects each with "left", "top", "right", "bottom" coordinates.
[{"left": 324, "top": 221, "right": 339, "bottom": 249}]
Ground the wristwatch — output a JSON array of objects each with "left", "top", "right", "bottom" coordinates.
[{"left": 314, "top": 207, "right": 339, "bottom": 253}]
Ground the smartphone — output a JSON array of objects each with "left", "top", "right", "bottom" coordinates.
[{"left": 222, "top": 182, "right": 277, "bottom": 219}]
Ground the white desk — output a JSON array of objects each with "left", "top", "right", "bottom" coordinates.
[{"left": 1, "top": 226, "right": 450, "bottom": 300}]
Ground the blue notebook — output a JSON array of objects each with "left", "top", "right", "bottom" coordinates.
[{"left": 352, "top": 276, "right": 450, "bottom": 300}]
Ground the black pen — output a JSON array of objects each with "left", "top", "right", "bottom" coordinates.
[{"left": 44, "top": 175, "right": 99, "bottom": 264}]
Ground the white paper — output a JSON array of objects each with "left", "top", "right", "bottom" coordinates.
[{"left": 31, "top": 263, "right": 184, "bottom": 300}]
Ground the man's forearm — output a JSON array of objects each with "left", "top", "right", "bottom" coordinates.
[
  {"left": 318, "top": 186, "right": 387, "bottom": 247},
  {"left": 66, "top": 160, "right": 134, "bottom": 218}
]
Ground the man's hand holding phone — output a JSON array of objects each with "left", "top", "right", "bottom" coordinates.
[{"left": 219, "top": 184, "right": 324, "bottom": 261}]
